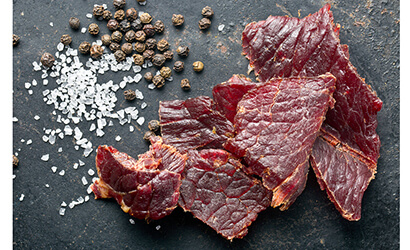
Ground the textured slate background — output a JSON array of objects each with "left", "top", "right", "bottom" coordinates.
[{"left": 13, "top": 0, "right": 399, "bottom": 249}]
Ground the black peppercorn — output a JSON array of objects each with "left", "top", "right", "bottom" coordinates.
[
  {"left": 124, "top": 30, "right": 136, "bottom": 42},
  {"left": 93, "top": 5, "right": 105, "bottom": 17},
  {"left": 113, "top": 0, "right": 126, "bottom": 9},
  {"left": 133, "top": 54, "right": 145, "bottom": 65},
  {"left": 126, "top": 8, "right": 138, "bottom": 21},
  {"left": 109, "top": 42, "right": 121, "bottom": 52},
  {"left": 69, "top": 17, "right": 80, "bottom": 29},
  {"left": 60, "top": 34, "right": 72, "bottom": 46},
  {"left": 143, "top": 49, "right": 155, "bottom": 60},
  {"left": 172, "top": 14, "right": 184, "bottom": 26},
  {"left": 144, "top": 72, "right": 153, "bottom": 82},
  {"left": 148, "top": 120, "right": 160, "bottom": 132},
  {"left": 102, "top": 10, "right": 112, "bottom": 20},
  {"left": 193, "top": 61, "right": 204, "bottom": 72},
  {"left": 198, "top": 18, "right": 211, "bottom": 30},
  {"left": 152, "top": 54, "right": 166, "bottom": 67},
  {"left": 140, "top": 13, "right": 152, "bottom": 24},
  {"left": 176, "top": 45, "right": 189, "bottom": 57},
  {"left": 107, "top": 19, "right": 119, "bottom": 31},
  {"left": 114, "top": 9, "right": 125, "bottom": 21},
  {"left": 134, "top": 42, "right": 146, "bottom": 53},
  {"left": 114, "top": 49, "right": 126, "bottom": 62},
  {"left": 124, "top": 89, "right": 136, "bottom": 101},
  {"left": 173, "top": 61, "right": 184, "bottom": 72},
  {"left": 152, "top": 75, "right": 165, "bottom": 88},
  {"left": 88, "top": 23, "right": 100, "bottom": 35},
  {"left": 40, "top": 52, "right": 55, "bottom": 68},
  {"left": 13, "top": 34, "right": 20, "bottom": 47},
  {"left": 135, "top": 30, "right": 146, "bottom": 42},
  {"left": 143, "top": 24, "right": 155, "bottom": 37},
  {"left": 111, "top": 30, "right": 123, "bottom": 43},
  {"left": 79, "top": 41, "right": 91, "bottom": 54},
  {"left": 119, "top": 20, "right": 131, "bottom": 32},
  {"left": 145, "top": 38, "right": 156, "bottom": 50},
  {"left": 160, "top": 66, "right": 172, "bottom": 79},
  {"left": 163, "top": 50, "right": 174, "bottom": 60},
  {"left": 202, "top": 6, "right": 214, "bottom": 18},
  {"left": 143, "top": 131, "right": 156, "bottom": 141},
  {"left": 101, "top": 34, "right": 112, "bottom": 46},
  {"left": 181, "top": 78, "right": 191, "bottom": 90},
  {"left": 154, "top": 20, "right": 164, "bottom": 33},
  {"left": 90, "top": 44, "right": 103, "bottom": 58},
  {"left": 121, "top": 42, "right": 133, "bottom": 55},
  {"left": 157, "top": 39, "right": 169, "bottom": 52},
  {"left": 131, "top": 19, "right": 142, "bottom": 30},
  {"left": 13, "top": 155, "right": 19, "bottom": 167}
]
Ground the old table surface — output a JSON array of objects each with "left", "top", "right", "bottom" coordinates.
[{"left": 12, "top": 0, "right": 399, "bottom": 249}]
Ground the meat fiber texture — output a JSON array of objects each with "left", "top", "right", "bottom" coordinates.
[
  {"left": 178, "top": 149, "right": 272, "bottom": 240},
  {"left": 224, "top": 74, "right": 336, "bottom": 210},
  {"left": 91, "top": 136, "right": 187, "bottom": 221},
  {"left": 242, "top": 4, "right": 382, "bottom": 220}
]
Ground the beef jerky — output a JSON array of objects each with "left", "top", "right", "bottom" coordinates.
[
  {"left": 91, "top": 136, "right": 187, "bottom": 220},
  {"left": 224, "top": 74, "right": 336, "bottom": 209},
  {"left": 212, "top": 74, "right": 260, "bottom": 123},
  {"left": 159, "top": 96, "right": 235, "bottom": 154},
  {"left": 179, "top": 149, "right": 272, "bottom": 240},
  {"left": 242, "top": 4, "right": 382, "bottom": 220}
]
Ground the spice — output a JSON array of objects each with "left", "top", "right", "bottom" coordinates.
[
  {"left": 142, "top": 49, "right": 155, "bottom": 60},
  {"left": 109, "top": 42, "right": 121, "bottom": 52},
  {"left": 140, "top": 13, "right": 152, "bottom": 24},
  {"left": 193, "top": 61, "right": 204, "bottom": 72},
  {"left": 148, "top": 120, "right": 160, "bottom": 132},
  {"left": 124, "top": 89, "right": 136, "bottom": 100},
  {"left": 13, "top": 155, "right": 19, "bottom": 167},
  {"left": 131, "top": 19, "right": 142, "bottom": 30},
  {"left": 40, "top": 52, "right": 55, "bottom": 68},
  {"left": 124, "top": 30, "right": 136, "bottom": 42},
  {"left": 198, "top": 18, "right": 211, "bottom": 30},
  {"left": 172, "top": 14, "right": 184, "bottom": 26},
  {"left": 173, "top": 61, "right": 184, "bottom": 72},
  {"left": 126, "top": 8, "right": 138, "bottom": 21},
  {"left": 143, "top": 131, "right": 156, "bottom": 141},
  {"left": 111, "top": 30, "right": 123, "bottom": 43},
  {"left": 133, "top": 54, "right": 145, "bottom": 65},
  {"left": 121, "top": 43, "right": 133, "bottom": 55},
  {"left": 152, "top": 75, "right": 165, "bottom": 88},
  {"left": 101, "top": 34, "right": 112, "bottom": 46},
  {"left": 154, "top": 20, "right": 165, "bottom": 33},
  {"left": 13, "top": 34, "right": 20, "bottom": 47},
  {"left": 88, "top": 23, "right": 100, "bottom": 35},
  {"left": 60, "top": 34, "right": 72, "bottom": 46},
  {"left": 143, "top": 24, "right": 156, "bottom": 37},
  {"left": 93, "top": 5, "right": 105, "bottom": 17},
  {"left": 152, "top": 54, "right": 166, "bottom": 67},
  {"left": 145, "top": 38, "right": 156, "bottom": 50},
  {"left": 164, "top": 50, "right": 173, "bottom": 60},
  {"left": 69, "top": 17, "right": 80, "bottom": 29},
  {"left": 134, "top": 42, "right": 146, "bottom": 53},
  {"left": 113, "top": 0, "right": 126, "bottom": 9},
  {"left": 181, "top": 78, "right": 191, "bottom": 90},
  {"left": 176, "top": 45, "right": 189, "bottom": 57},
  {"left": 90, "top": 44, "right": 103, "bottom": 58},
  {"left": 107, "top": 19, "right": 119, "bottom": 31},
  {"left": 135, "top": 30, "right": 146, "bottom": 42},
  {"left": 119, "top": 20, "right": 131, "bottom": 32},
  {"left": 114, "top": 9, "right": 125, "bottom": 21},
  {"left": 79, "top": 41, "right": 91, "bottom": 54},
  {"left": 114, "top": 50, "right": 126, "bottom": 62},
  {"left": 102, "top": 10, "right": 112, "bottom": 20},
  {"left": 144, "top": 72, "right": 153, "bottom": 82},
  {"left": 201, "top": 6, "right": 214, "bottom": 18},
  {"left": 160, "top": 67, "right": 172, "bottom": 79},
  {"left": 157, "top": 39, "right": 169, "bottom": 52}
]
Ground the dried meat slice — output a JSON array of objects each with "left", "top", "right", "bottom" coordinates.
[
  {"left": 224, "top": 74, "right": 336, "bottom": 209},
  {"left": 179, "top": 149, "right": 272, "bottom": 240},
  {"left": 159, "top": 96, "right": 235, "bottom": 153},
  {"left": 91, "top": 137, "right": 187, "bottom": 220}
]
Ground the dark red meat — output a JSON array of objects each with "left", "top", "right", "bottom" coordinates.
[
  {"left": 91, "top": 136, "right": 187, "bottom": 220},
  {"left": 224, "top": 74, "right": 336, "bottom": 209},
  {"left": 179, "top": 149, "right": 272, "bottom": 240},
  {"left": 159, "top": 96, "right": 235, "bottom": 153}
]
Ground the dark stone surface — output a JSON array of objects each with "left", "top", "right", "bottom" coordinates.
[{"left": 13, "top": 0, "right": 399, "bottom": 249}]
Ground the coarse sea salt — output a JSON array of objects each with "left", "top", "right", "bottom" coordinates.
[
  {"left": 81, "top": 176, "right": 88, "bottom": 185},
  {"left": 41, "top": 154, "right": 50, "bottom": 161},
  {"left": 19, "top": 194, "right": 25, "bottom": 201},
  {"left": 26, "top": 139, "right": 32, "bottom": 145},
  {"left": 51, "top": 166, "right": 57, "bottom": 173},
  {"left": 88, "top": 169, "right": 95, "bottom": 176},
  {"left": 59, "top": 170, "right": 65, "bottom": 176},
  {"left": 59, "top": 208, "right": 66, "bottom": 216}
]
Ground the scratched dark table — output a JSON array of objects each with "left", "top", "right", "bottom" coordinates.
[{"left": 13, "top": 0, "right": 399, "bottom": 249}]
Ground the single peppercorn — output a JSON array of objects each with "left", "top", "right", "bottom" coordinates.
[
  {"left": 102, "top": 10, "right": 113, "bottom": 20},
  {"left": 124, "top": 89, "right": 136, "bottom": 100},
  {"left": 172, "top": 14, "right": 184, "bottom": 26},
  {"left": 143, "top": 24, "right": 155, "bottom": 37},
  {"left": 124, "top": 30, "right": 136, "bottom": 42},
  {"left": 160, "top": 66, "right": 172, "bottom": 79},
  {"left": 176, "top": 45, "right": 189, "bottom": 57},
  {"left": 133, "top": 54, "right": 145, "bottom": 65},
  {"left": 113, "top": 0, "right": 126, "bottom": 9},
  {"left": 145, "top": 38, "right": 156, "bottom": 50},
  {"left": 152, "top": 75, "right": 165, "bottom": 88},
  {"left": 90, "top": 44, "right": 103, "bottom": 58},
  {"left": 135, "top": 30, "right": 146, "bottom": 42},
  {"left": 181, "top": 78, "right": 191, "bottom": 90},
  {"left": 79, "top": 41, "right": 91, "bottom": 54},
  {"left": 88, "top": 23, "right": 100, "bottom": 35},
  {"left": 111, "top": 30, "right": 123, "bottom": 43},
  {"left": 126, "top": 8, "right": 138, "bottom": 21},
  {"left": 154, "top": 20, "right": 164, "bottom": 33},
  {"left": 140, "top": 13, "right": 152, "bottom": 24},
  {"left": 101, "top": 34, "right": 112, "bottom": 46},
  {"left": 13, "top": 155, "right": 19, "bottom": 167},
  {"left": 60, "top": 34, "right": 72, "bottom": 46},
  {"left": 144, "top": 71, "right": 153, "bottom": 82},
  {"left": 143, "top": 131, "right": 156, "bottom": 141},
  {"left": 193, "top": 61, "right": 204, "bottom": 72},
  {"left": 131, "top": 19, "right": 142, "bottom": 30},
  {"left": 114, "top": 9, "right": 125, "bottom": 21},
  {"left": 148, "top": 120, "right": 160, "bottom": 132},
  {"left": 121, "top": 42, "right": 133, "bottom": 55},
  {"left": 93, "top": 5, "right": 105, "bottom": 17},
  {"left": 109, "top": 42, "right": 121, "bottom": 52},
  {"left": 157, "top": 39, "right": 169, "bottom": 52},
  {"left": 163, "top": 50, "right": 174, "bottom": 60},
  {"left": 173, "top": 61, "right": 184, "bottom": 72},
  {"left": 107, "top": 19, "right": 119, "bottom": 31},
  {"left": 69, "top": 17, "right": 80, "bottom": 29},
  {"left": 134, "top": 42, "right": 146, "bottom": 53},
  {"left": 152, "top": 54, "right": 166, "bottom": 67},
  {"left": 114, "top": 49, "right": 126, "bottom": 62},
  {"left": 13, "top": 34, "right": 20, "bottom": 47},
  {"left": 119, "top": 20, "right": 131, "bottom": 32},
  {"left": 143, "top": 49, "right": 155, "bottom": 60},
  {"left": 202, "top": 6, "right": 214, "bottom": 18},
  {"left": 40, "top": 52, "right": 55, "bottom": 68},
  {"left": 198, "top": 18, "right": 211, "bottom": 30}
]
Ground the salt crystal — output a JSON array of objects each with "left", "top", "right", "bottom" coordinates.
[
  {"left": 85, "top": 196, "right": 90, "bottom": 202},
  {"left": 115, "top": 135, "right": 121, "bottom": 141},
  {"left": 148, "top": 83, "right": 156, "bottom": 89},
  {"left": 134, "top": 74, "right": 142, "bottom": 83},
  {"left": 108, "top": 121, "right": 114, "bottom": 126},
  {"left": 49, "top": 135, "right": 56, "bottom": 144},
  {"left": 61, "top": 201, "right": 67, "bottom": 207},
  {"left": 137, "top": 117, "right": 145, "bottom": 126},
  {"left": 32, "top": 79, "right": 38, "bottom": 86},
  {"left": 156, "top": 225, "right": 161, "bottom": 230},
  {"left": 79, "top": 160, "right": 85, "bottom": 166},
  {"left": 57, "top": 43, "right": 64, "bottom": 52},
  {"left": 34, "top": 115, "right": 40, "bottom": 120},
  {"left": 96, "top": 40, "right": 102, "bottom": 46},
  {"left": 49, "top": 22, "right": 54, "bottom": 27},
  {"left": 81, "top": 176, "right": 88, "bottom": 185},
  {"left": 133, "top": 65, "right": 141, "bottom": 73},
  {"left": 45, "top": 184, "right": 50, "bottom": 188},
  {"left": 218, "top": 24, "right": 225, "bottom": 31},
  {"left": 141, "top": 102, "right": 147, "bottom": 109},
  {"left": 58, "top": 147, "right": 62, "bottom": 152},
  {"left": 12, "top": 117, "right": 18, "bottom": 122},
  {"left": 86, "top": 13, "right": 92, "bottom": 19},
  {"left": 59, "top": 170, "right": 65, "bottom": 176},
  {"left": 73, "top": 163, "right": 79, "bottom": 169},
  {"left": 81, "top": 27, "right": 87, "bottom": 33},
  {"left": 41, "top": 154, "right": 49, "bottom": 161},
  {"left": 25, "top": 82, "right": 31, "bottom": 89},
  {"left": 58, "top": 132, "right": 64, "bottom": 139},
  {"left": 167, "top": 76, "right": 173, "bottom": 82},
  {"left": 75, "top": 145, "right": 79, "bottom": 150},
  {"left": 92, "top": 177, "right": 99, "bottom": 182},
  {"left": 87, "top": 185, "right": 93, "bottom": 194},
  {"left": 119, "top": 81, "right": 126, "bottom": 89},
  {"left": 19, "top": 194, "right": 25, "bottom": 201},
  {"left": 69, "top": 202, "right": 75, "bottom": 209},
  {"left": 28, "top": 90, "right": 33, "bottom": 95},
  {"left": 84, "top": 147, "right": 93, "bottom": 157},
  {"left": 138, "top": 0, "right": 147, "bottom": 5},
  {"left": 135, "top": 89, "right": 143, "bottom": 99},
  {"left": 59, "top": 208, "right": 66, "bottom": 216},
  {"left": 26, "top": 139, "right": 32, "bottom": 145},
  {"left": 96, "top": 129, "right": 105, "bottom": 137},
  {"left": 129, "top": 126, "right": 134, "bottom": 132},
  {"left": 51, "top": 166, "right": 57, "bottom": 173},
  {"left": 129, "top": 219, "right": 135, "bottom": 224},
  {"left": 88, "top": 169, "right": 95, "bottom": 176}
]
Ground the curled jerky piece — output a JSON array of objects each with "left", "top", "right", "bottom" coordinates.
[
  {"left": 179, "top": 149, "right": 272, "bottom": 240},
  {"left": 224, "top": 74, "right": 336, "bottom": 209}
]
